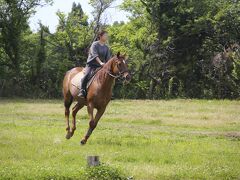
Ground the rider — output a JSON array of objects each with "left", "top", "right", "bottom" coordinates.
[{"left": 78, "top": 30, "right": 111, "bottom": 97}]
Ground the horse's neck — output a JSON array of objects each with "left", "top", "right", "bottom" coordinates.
[{"left": 95, "top": 59, "right": 115, "bottom": 92}]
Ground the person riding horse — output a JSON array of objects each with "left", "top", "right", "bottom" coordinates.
[
  {"left": 63, "top": 30, "right": 131, "bottom": 144},
  {"left": 78, "top": 30, "right": 111, "bottom": 97}
]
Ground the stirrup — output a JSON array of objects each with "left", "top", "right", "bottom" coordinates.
[{"left": 78, "top": 89, "right": 86, "bottom": 97}]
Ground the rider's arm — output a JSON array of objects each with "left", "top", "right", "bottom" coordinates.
[{"left": 96, "top": 57, "right": 104, "bottom": 66}]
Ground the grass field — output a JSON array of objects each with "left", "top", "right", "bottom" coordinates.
[{"left": 0, "top": 98, "right": 240, "bottom": 180}]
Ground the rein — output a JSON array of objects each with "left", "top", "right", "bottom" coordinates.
[
  {"left": 107, "top": 68, "right": 128, "bottom": 79},
  {"left": 107, "top": 71, "right": 121, "bottom": 78}
]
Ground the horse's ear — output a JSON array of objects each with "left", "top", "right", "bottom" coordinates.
[
  {"left": 125, "top": 55, "right": 129, "bottom": 61},
  {"left": 117, "top": 52, "right": 120, "bottom": 58},
  {"left": 123, "top": 53, "right": 128, "bottom": 61}
]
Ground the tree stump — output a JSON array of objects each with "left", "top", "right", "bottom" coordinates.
[{"left": 87, "top": 156, "right": 100, "bottom": 167}]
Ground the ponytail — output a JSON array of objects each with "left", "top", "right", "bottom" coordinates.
[{"left": 96, "top": 30, "right": 107, "bottom": 41}]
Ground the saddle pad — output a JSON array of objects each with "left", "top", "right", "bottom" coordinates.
[
  {"left": 71, "top": 70, "right": 84, "bottom": 90},
  {"left": 71, "top": 68, "right": 97, "bottom": 91}
]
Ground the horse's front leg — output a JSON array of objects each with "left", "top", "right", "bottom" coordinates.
[{"left": 80, "top": 105, "right": 106, "bottom": 145}]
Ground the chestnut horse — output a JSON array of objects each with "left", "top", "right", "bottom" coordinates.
[{"left": 62, "top": 52, "right": 131, "bottom": 145}]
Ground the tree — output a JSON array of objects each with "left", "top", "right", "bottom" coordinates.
[
  {"left": 89, "top": 0, "right": 116, "bottom": 45},
  {"left": 0, "top": 0, "right": 52, "bottom": 74},
  {"left": 107, "top": 0, "right": 158, "bottom": 98},
  {"left": 53, "top": 3, "right": 90, "bottom": 66},
  {"left": 139, "top": 0, "right": 240, "bottom": 98}
]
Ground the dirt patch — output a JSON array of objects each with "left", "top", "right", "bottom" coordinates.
[{"left": 225, "top": 132, "right": 240, "bottom": 139}]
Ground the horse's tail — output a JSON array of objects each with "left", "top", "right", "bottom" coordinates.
[{"left": 62, "top": 70, "right": 71, "bottom": 97}]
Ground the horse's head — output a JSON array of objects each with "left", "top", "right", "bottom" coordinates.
[{"left": 111, "top": 52, "right": 131, "bottom": 83}]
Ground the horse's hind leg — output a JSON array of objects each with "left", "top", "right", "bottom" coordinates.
[
  {"left": 70, "top": 102, "right": 84, "bottom": 137},
  {"left": 64, "top": 96, "right": 73, "bottom": 139}
]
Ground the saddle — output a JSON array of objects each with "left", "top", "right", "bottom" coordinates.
[{"left": 71, "top": 67, "right": 101, "bottom": 97}]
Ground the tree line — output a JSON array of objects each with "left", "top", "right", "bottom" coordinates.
[{"left": 0, "top": 0, "right": 240, "bottom": 99}]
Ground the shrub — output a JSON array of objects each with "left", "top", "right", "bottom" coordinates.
[{"left": 84, "top": 163, "right": 128, "bottom": 180}]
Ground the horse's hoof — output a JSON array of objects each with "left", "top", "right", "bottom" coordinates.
[
  {"left": 80, "top": 139, "right": 86, "bottom": 145},
  {"left": 65, "top": 133, "right": 71, "bottom": 140}
]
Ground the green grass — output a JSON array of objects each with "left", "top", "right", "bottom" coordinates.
[{"left": 0, "top": 98, "right": 240, "bottom": 179}]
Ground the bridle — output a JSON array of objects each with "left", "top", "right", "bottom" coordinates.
[
  {"left": 107, "top": 59, "right": 129, "bottom": 79},
  {"left": 107, "top": 68, "right": 129, "bottom": 79}
]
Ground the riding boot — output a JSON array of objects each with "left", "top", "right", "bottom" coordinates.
[
  {"left": 78, "top": 78, "right": 87, "bottom": 97},
  {"left": 78, "top": 66, "right": 91, "bottom": 97}
]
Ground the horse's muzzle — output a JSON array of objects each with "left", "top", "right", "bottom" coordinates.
[{"left": 123, "top": 73, "right": 131, "bottom": 84}]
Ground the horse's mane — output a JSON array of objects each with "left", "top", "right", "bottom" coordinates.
[
  {"left": 93, "top": 57, "right": 116, "bottom": 83},
  {"left": 102, "top": 56, "right": 116, "bottom": 70},
  {"left": 98, "top": 57, "right": 116, "bottom": 74}
]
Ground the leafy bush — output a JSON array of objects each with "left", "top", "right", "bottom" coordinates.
[{"left": 84, "top": 163, "right": 128, "bottom": 180}]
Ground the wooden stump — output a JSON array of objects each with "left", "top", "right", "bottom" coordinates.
[{"left": 87, "top": 156, "right": 100, "bottom": 166}]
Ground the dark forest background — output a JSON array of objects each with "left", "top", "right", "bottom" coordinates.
[{"left": 0, "top": 0, "right": 240, "bottom": 99}]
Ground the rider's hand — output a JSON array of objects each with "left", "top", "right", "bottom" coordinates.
[{"left": 100, "top": 62, "right": 105, "bottom": 66}]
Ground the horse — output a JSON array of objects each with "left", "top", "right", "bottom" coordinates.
[{"left": 62, "top": 52, "right": 131, "bottom": 145}]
